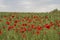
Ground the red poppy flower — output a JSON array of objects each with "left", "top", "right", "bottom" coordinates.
[
  {"left": 20, "top": 27, "right": 27, "bottom": 33},
  {"left": 31, "top": 25, "right": 35, "bottom": 29},
  {"left": 8, "top": 26, "right": 14, "bottom": 31},
  {"left": 11, "top": 16, "right": 14, "bottom": 18},
  {"left": 8, "top": 26, "right": 12, "bottom": 31},
  {"left": 23, "top": 27, "right": 27, "bottom": 31},
  {"left": 4, "top": 16, "right": 7, "bottom": 18},
  {"left": 36, "top": 26, "right": 42, "bottom": 31},
  {"left": 14, "top": 23, "right": 16, "bottom": 26},
  {"left": 33, "top": 15, "right": 38, "bottom": 18},
  {"left": 28, "top": 19, "right": 32, "bottom": 23},
  {"left": 11, "top": 26, "right": 15, "bottom": 28},
  {"left": 6, "top": 21, "right": 10, "bottom": 25},
  {"left": 22, "top": 24, "right": 27, "bottom": 26},
  {"left": 14, "top": 20, "right": 18, "bottom": 23},
  {"left": 20, "top": 29, "right": 24, "bottom": 33},
  {"left": 45, "top": 24, "right": 50, "bottom": 29},
  {"left": 0, "top": 30, "right": 2, "bottom": 35}
]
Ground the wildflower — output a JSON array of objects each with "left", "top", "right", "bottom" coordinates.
[
  {"left": 20, "top": 27, "right": 27, "bottom": 33},
  {"left": 0, "top": 30, "right": 2, "bottom": 35},
  {"left": 28, "top": 19, "right": 32, "bottom": 23},
  {"left": 33, "top": 15, "right": 38, "bottom": 18},
  {"left": 14, "top": 20, "right": 18, "bottom": 23},
  {"left": 11, "top": 15, "right": 14, "bottom": 18},
  {"left": 14, "top": 23, "right": 16, "bottom": 26},
  {"left": 36, "top": 25, "right": 42, "bottom": 31},
  {"left": 4, "top": 16, "right": 7, "bottom": 18},
  {"left": 22, "top": 24, "right": 27, "bottom": 26},
  {"left": 6, "top": 21, "right": 10, "bottom": 25},
  {"left": 8, "top": 26, "right": 14, "bottom": 31},
  {"left": 31, "top": 24, "right": 35, "bottom": 29},
  {"left": 23, "top": 27, "right": 27, "bottom": 32},
  {"left": 45, "top": 24, "right": 50, "bottom": 29}
]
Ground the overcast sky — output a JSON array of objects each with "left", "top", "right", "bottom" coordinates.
[{"left": 0, "top": 0, "right": 60, "bottom": 12}]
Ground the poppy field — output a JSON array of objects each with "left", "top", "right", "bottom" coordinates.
[{"left": 0, "top": 13, "right": 60, "bottom": 40}]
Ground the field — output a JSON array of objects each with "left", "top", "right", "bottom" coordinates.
[{"left": 0, "top": 12, "right": 60, "bottom": 40}]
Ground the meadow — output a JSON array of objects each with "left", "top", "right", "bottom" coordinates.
[{"left": 0, "top": 10, "right": 60, "bottom": 40}]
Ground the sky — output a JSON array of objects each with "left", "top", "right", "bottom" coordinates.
[{"left": 0, "top": 0, "right": 60, "bottom": 12}]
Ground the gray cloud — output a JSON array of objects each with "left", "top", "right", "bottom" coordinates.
[{"left": 0, "top": 0, "right": 60, "bottom": 12}]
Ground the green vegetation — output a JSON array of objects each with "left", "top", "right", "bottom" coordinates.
[{"left": 0, "top": 9, "right": 60, "bottom": 40}]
